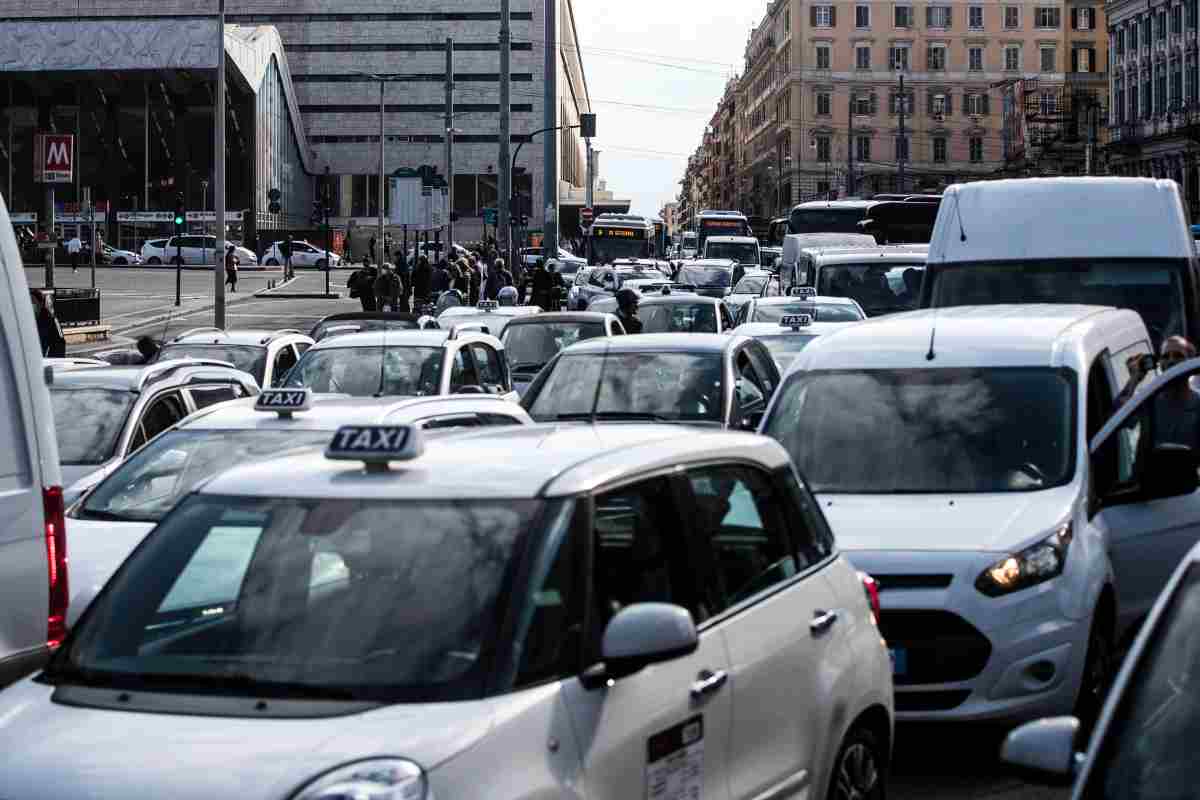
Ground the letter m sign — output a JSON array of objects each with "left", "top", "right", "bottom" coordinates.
[{"left": 34, "top": 134, "right": 74, "bottom": 184}]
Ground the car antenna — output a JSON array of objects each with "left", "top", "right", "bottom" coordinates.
[
  {"left": 926, "top": 309, "right": 938, "bottom": 361},
  {"left": 953, "top": 194, "right": 968, "bottom": 243},
  {"left": 589, "top": 339, "right": 612, "bottom": 426}
]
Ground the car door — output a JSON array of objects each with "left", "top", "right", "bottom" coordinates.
[
  {"left": 718, "top": 303, "right": 736, "bottom": 333},
  {"left": 560, "top": 475, "right": 733, "bottom": 800},
  {"left": 679, "top": 463, "right": 839, "bottom": 800},
  {"left": 1090, "top": 360, "right": 1200, "bottom": 635}
]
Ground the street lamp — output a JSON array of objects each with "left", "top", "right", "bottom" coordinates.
[
  {"left": 355, "top": 72, "right": 409, "bottom": 266},
  {"left": 509, "top": 123, "right": 580, "bottom": 269}
]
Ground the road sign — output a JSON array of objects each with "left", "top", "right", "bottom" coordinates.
[
  {"left": 581, "top": 207, "right": 595, "bottom": 225},
  {"left": 34, "top": 134, "right": 74, "bottom": 184},
  {"left": 483, "top": 207, "right": 497, "bottom": 225}
]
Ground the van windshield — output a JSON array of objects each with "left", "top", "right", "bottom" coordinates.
[
  {"left": 763, "top": 367, "right": 1075, "bottom": 493},
  {"left": 927, "top": 260, "right": 1188, "bottom": 346},
  {"left": 706, "top": 242, "right": 759, "bottom": 264}
]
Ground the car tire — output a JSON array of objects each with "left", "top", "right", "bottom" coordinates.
[
  {"left": 113, "top": 257, "right": 127, "bottom": 266},
  {"left": 147, "top": 257, "right": 161, "bottom": 265},
  {"left": 1074, "top": 603, "right": 1115, "bottom": 734},
  {"left": 316, "top": 258, "right": 328, "bottom": 269},
  {"left": 828, "top": 726, "right": 885, "bottom": 800},
  {"left": 266, "top": 258, "right": 279, "bottom": 267},
  {"left": 171, "top": 257, "right": 184, "bottom": 266}
]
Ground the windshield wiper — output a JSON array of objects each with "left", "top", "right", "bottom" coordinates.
[{"left": 50, "top": 664, "right": 360, "bottom": 701}]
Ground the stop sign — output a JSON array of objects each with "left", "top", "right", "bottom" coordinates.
[{"left": 581, "top": 207, "right": 594, "bottom": 225}]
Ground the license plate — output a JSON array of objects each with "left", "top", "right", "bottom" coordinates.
[{"left": 889, "top": 648, "right": 908, "bottom": 677}]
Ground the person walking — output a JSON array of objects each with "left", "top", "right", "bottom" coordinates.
[
  {"left": 373, "top": 264, "right": 401, "bottom": 312},
  {"left": 366, "top": 235, "right": 376, "bottom": 268},
  {"left": 67, "top": 234, "right": 82, "bottom": 273},
  {"left": 413, "top": 255, "right": 433, "bottom": 308},
  {"left": 529, "top": 259, "right": 553, "bottom": 309},
  {"left": 32, "top": 291, "right": 66, "bottom": 357},
  {"left": 495, "top": 258, "right": 514, "bottom": 291},
  {"left": 353, "top": 264, "right": 378, "bottom": 311},
  {"left": 430, "top": 258, "right": 450, "bottom": 298},
  {"left": 283, "top": 233, "right": 294, "bottom": 280},
  {"left": 467, "top": 258, "right": 481, "bottom": 305},
  {"left": 225, "top": 245, "right": 239, "bottom": 292},
  {"left": 394, "top": 252, "right": 412, "bottom": 313}
]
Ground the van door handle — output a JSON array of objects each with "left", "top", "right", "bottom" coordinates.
[
  {"left": 690, "top": 669, "right": 728, "bottom": 698},
  {"left": 810, "top": 609, "right": 839, "bottom": 635}
]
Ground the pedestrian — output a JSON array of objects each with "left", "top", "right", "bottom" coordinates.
[
  {"left": 31, "top": 290, "right": 66, "bottom": 357},
  {"left": 394, "top": 252, "right": 412, "bottom": 313},
  {"left": 529, "top": 259, "right": 553, "bottom": 310},
  {"left": 547, "top": 260, "right": 565, "bottom": 311},
  {"left": 344, "top": 233, "right": 353, "bottom": 265},
  {"left": 495, "top": 258, "right": 514, "bottom": 291},
  {"left": 366, "top": 236, "right": 376, "bottom": 268},
  {"left": 615, "top": 288, "right": 643, "bottom": 333},
  {"left": 225, "top": 245, "right": 239, "bottom": 292},
  {"left": 67, "top": 233, "right": 82, "bottom": 273},
  {"left": 373, "top": 263, "right": 401, "bottom": 312},
  {"left": 453, "top": 260, "right": 471, "bottom": 298},
  {"left": 413, "top": 255, "right": 433, "bottom": 306},
  {"left": 136, "top": 335, "right": 160, "bottom": 364},
  {"left": 283, "top": 233, "right": 294, "bottom": 280},
  {"left": 430, "top": 258, "right": 450, "bottom": 297},
  {"left": 355, "top": 264, "right": 379, "bottom": 311}
]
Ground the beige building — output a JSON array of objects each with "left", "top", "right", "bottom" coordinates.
[{"left": 716, "top": 0, "right": 1107, "bottom": 210}]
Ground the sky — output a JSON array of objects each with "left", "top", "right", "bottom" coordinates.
[{"left": 571, "top": 0, "right": 769, "bottom": 217}]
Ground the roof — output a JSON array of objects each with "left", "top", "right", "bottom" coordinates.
[
  {"left": 705, "top": 235, "right": 758, "bottom": 243},
  {"left": 308, "top": 330, "right": 453, "bottom": 350},
  {"left": 181, "top": 394, "right": 529, "bottom": 432},
  {"left": 167, "top": 329, "right": 292, "bottom": 346},
  {"left": 930, "top": 178, "right": 1193, "bottom": 263},
  {"left": 682, "top": 259, "right": 738, "bottom": 269},
  {"left": 792, "top": 304, "right": 1146, "bottom": 371},
  {"left": 501, "top": 311, "right": 617, "bottom": 328},
  {"left": 754, "top": 295, "right": 860, "bottom": 306},
  {"left": 793, "top": 200, "right": 876, "bottom": 210},
  {"left": 48, "top": 359, "right": 253, "bottom": 392},
  {"left": 439, "top": 306, "right": 541, "bottom": 318},
  {"left": 636, "top": 294, "right": 724, "bottom": 307},
  {"left": 199, "top": 423, "right": 789, "bottom": 500},
  {"left": 806, "top": 248, "right": 928, "bottom": 265},
  {"left": 565, "top": 332, "right": 740, "bottom": 355}
]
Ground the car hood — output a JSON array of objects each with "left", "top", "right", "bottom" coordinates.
[
  {"left": 818, "top": 486, "right": 1077, "bottom": 553},
  {"left": 0, "top": 679, "right": 501, "bottom": 800},
  {"left": 64, "top": 516, "right": 158, "bottom": 625}
]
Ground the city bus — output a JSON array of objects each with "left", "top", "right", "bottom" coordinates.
[
  {"left": 788, "top": 200, "right": 877, "bottom": 235},
  {"left": 696, "top": 209, "right": 753, "bottom": 253},
  {"left": 588, "top": 213, "right": 654, "bottom": 264}
]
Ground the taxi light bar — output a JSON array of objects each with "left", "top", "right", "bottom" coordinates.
[
  {"left": 327, "top": 424, "right": 424, "bottom": 471},
  {"left": 255, "top": 388, "right": 312, "bottom": 417},
  {"left": 780, "top": 314, "right": 813, "bottom": 329},
  {"left": 789, "top": 286, "right": 817, "bottom": 298},
  {"left": 477, "top": 300, "right": 499, "bottom": 311}
]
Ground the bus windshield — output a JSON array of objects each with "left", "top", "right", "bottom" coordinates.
[
  {"left": 589, "top": 229, "right": 650, "bottom": 264},
  {"left": 789, "top": 207, "right": 871, "bottom": 235},
  {"left": 698, "top": 217, "right": 751, "bottom": 249}
]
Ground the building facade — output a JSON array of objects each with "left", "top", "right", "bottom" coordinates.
[{"left": 1106, "top": 0, "right": 1200, "bottom": 220}]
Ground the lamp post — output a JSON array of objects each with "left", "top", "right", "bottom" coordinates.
[
  {"left": 355, "top": 72, "right": 409, "bottom": 266},
  {"left": 509, "top": 122, "right": 580, "bottom": 268}
]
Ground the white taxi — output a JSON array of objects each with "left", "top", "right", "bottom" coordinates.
[
  {"left": 64, "top": 387, "right": 533, "bottom": 622},
  {"left": 734, "top": 313, "right": 859, "bottom": 372},
  {"left": 5, "top": 423, "right": 893, "bottom": 800},
  {"left": 437, "top": 299, "right": 543, "bottom": 337}
]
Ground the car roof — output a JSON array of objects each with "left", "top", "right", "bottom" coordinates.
[
  {"left": 166, "top": 329, "right": 287, "bottom": 346},
  {"left": 706, "top": 235, "right": 758, "bottom": 243},
  {"left": 682, "top": 259, "right": 738, "bottom": 268},
  {"left": 439, "top": 306, "right": 541, "bottom": 318},
  {"left": 793, "top": 199, "right": 876, "bottom": 210},
  {"left": 792, "top": 304, "right": 1147, "bottom": 371},
  {"left": 930, "top": 177, "right": 1193, "bottom": 263},
  {"left": 807, "top": 248, "right": 928, "bottom": 265},
  {"left": 308, "top": 329, "right": 456, "bottom": 350},
  {"left": 502, "top": 311, "right": 616, "bottom": 327},
  {"left": 565, "top": 332, "right": 739, "bottom": 355},
  {"left": 49, "top": 359, "right": 255, "bottom": 391},
  {"left": 181, "top": 394, "right": 531, "bottom": 432},
  {"left": 200, "top": 423, "right": 788, "bottom": 500},
  {"left": 753, "top": 295, "right": 859, "bottom": 306},
  {"left": 636, "top": 294, "right": 722, "bottom": 306}
]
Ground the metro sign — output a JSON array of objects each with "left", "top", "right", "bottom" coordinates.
[{"left": 34, "top": 134, "right": 74, "bottom": 184}]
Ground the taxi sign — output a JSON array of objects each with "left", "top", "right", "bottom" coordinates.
[
  {"left": 327, "top": 424, "right": 424, "bottom": 469},
  {"left": 789, "top": 286, "right": 817, "bottom": 298},
  {"left": 780, "top": 314, "right": 813, "bottom": 329},
  {"left": 255, "top": 388, "right": 312, "bottom": 416},
  {"left": 477, "top": 300, "right": 499, "bottom": 311}
]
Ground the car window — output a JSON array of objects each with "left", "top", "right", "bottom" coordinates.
[
  {"left": 684, "top": 465, "right": 797, "bottom": 616},
  {"left": 469, "top": 344, "right": 504, "bottom": 390},
  {"left": 420, "top": 415, "right": 481, "bottom": 430},
  {"left": 515, "top": 503, "right": 585, "bottom": 687},
  {"left": 187, "top": 385, "right": 240, "bottom": 410},
  {"left": 478, "top": 412, "right": 526, "bottom": 426},
  {"left": 720, "top": 303, "right": 735, "bottom": 331},
  {"left": 734, "top": 352, "right": 768, "bottom": 414},
  {"left": 589, "top": 477, "right": 693, "bottom": 656},
  {"left": 130, "top": 392, "right": 188, "bottom": 452},
  {"left": 449, "top": 348, "right": 478, "bottom": 391},
  {"left": 272, "top": 344, "right": 299, "bottom": 386}
]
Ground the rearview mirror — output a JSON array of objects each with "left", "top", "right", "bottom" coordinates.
[
  {"left": 581, "top": 603, "right": 698, "bottom": 689},
  {"left": 1000, "top": 717, "right": 1080, "bottom": 786},
  {"left": 1143, "top": 443, "right": 1200, "bottom": 501}
]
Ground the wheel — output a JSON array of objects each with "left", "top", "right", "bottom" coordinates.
[
  {"left": 147, "top": 257, "right": 161, "bottom": 265},
  {"left": 113, "top": 257, "right": 127, "bottom": 266},
  {"left": 266, "top": 258, "right": 279, "bottom": 266},
  {"left": 1074, "top": 605, "right": 1115, "bottom": 734},
  {"left": 171, "top": 256, "right": 184, "bottom": 266},
  {"left": 828, "top": 726, "right": 885, "bottom": 800},
  {"left": 316, "top": 258, "right": 328, "bottom": 269}
]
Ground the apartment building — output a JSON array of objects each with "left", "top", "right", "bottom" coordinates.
[{"left": 1106, "top": 0, "right": 1200, "bottom": 219}]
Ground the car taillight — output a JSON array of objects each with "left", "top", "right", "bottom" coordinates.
[
  {"left": 43, "top": 486, "right": 68, "bottom": 648},
  {"left": 858, "top": 571, "right": 881, "bottom": 627}
]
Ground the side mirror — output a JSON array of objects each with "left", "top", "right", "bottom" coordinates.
[
  {"left": 1000, "top": 717, "right": 1080, "bottom": 786},
  {"left": 581, "top": 603, "right": 698, "bottom": 690},
  {"left": 456, "top": 384, "right": 487, "bottom": 395},
  {"left": 1143, "top": 443, "right": 1200, "bottom": 501}
]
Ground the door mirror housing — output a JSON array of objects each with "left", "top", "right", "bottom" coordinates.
[
  {"left": 1000, "top": 717, "right": 1080, "bottom": 786},
  {"left": 1142, "top": 443, "right": 1200, "bottom": 501},
  {"left": 581, "top": 603, "right": 698, "bottom": 689}
]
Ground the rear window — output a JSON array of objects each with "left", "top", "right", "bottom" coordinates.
[{"left": 50, "top": 387, "right": 136, "bottom": 465}]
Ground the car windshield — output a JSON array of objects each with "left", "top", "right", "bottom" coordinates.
[
  {"left": 732, "top": 275, "right": 769, "bottom": 294},
  {"left": 57, "top": 494, "right": 547, "bottom": 702},
  {"left": 752, "top": 302, "right": 864, "bottom": 323},
  {"left": 78, "top": 430, "right": 331, "bottom": 523},
  {"left": 764, "top": 367, "right": 1075, "bottom": 493},
  {"left": 527, "top": 351, "right": 724, "bottom": 423},
  {"left": 678, "top": 265, "right": 733, "bottom": 287},
  {"left": 1086, "top": 565, "right": 1200, "bottom": 799},
  {"left": 706, "top": 242, "right": 759, "bottom": 264},
  {"left": 641, "top": 303, "right": 720, "bottom": 333},
  {"left": 503, "top": 322, "right": 605, "bottom": 370},
  {"left": 284, "top": 346, "right": 444, "bottom": 396},
  {"left": 789, "top": 207, "right": 869, "bottom": 234},
  {"left": 311, "top": 318, "right": 421, "bottom": 342},
  {"left": 754, "top": 334, "right": 822, "bottom": 371},
  {"left": 817, "top": 263, "right": 925, "bottom": 316},
  {"left": 157, "top": 344, "right": 267, "bottom": 381},
  {"left": 50, "top": 388, "right": 137, "bottom": 465},
  {"left": 928, "top": 259, "right": 1188, "bottom": 347}
]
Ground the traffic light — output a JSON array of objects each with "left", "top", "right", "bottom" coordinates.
[
  {"left": 268, "top": 187, "right": 282, "bottom": 215},
  {"left": 173, "top": 194, "right": 185, "bottom": 234}
]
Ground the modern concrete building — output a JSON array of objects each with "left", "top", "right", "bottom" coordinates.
[{"left": 0, "top": 0, "right": 596, "bottom": 250}]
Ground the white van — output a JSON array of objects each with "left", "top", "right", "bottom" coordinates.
[
  {"left": 921, "top": 178, "right": 1200, "bottom": 348},
  {"left": 760, "top": 304, "right": 1197, "bottom": 725},
  {"left": 702, "top": 234, "right": 760, "bottom": 267},
  {"left": 0, "top": 194, "right": 69, "bottom": 686}
]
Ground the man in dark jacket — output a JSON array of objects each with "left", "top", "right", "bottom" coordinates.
[
  {"left": 413, "top": 256, "right": 434, "bottom": 306},
  {"left": 353, "top": 265, "right": 378, "bottom": 311},
  {"left": 528, "top": 260, "right": 553, "bottom": 309},
  {"left": 32, "top": 291, "right": 66, "bottom": 357}
]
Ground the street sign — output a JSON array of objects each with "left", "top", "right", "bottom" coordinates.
[
  {"left": 580, "top": 207, "right": 595, "bottom": 225},
  {"left": 483, "top": 207, "right": 497, "bottom": 225},
  {"left": 34, "top": 133, "right": 74, "bottom": 184}
]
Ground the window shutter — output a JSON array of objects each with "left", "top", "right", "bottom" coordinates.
[
  {"left": 926, "top": 5, "right": 933, "bottom": 26},
  {"left": 946, "top": 7, "right": 953, "bottom": 27},
  {"left": 1089, "top": 48, "right": 1096, "bottom": 72},
  {"left": 1071, "top": 7, "right": 1078, "bottom": 29},
  {"left": 811, "top": 5, "right": 818, "bottom": 26},
  {"left": 1071, "top": 48, "right": 1079, "bottom": 72},
  {"left": 927, "top": 89, "right": 935, "bottom": 115},
  {"left": 830, "top": 6, "right": 837, "bottom": 26},
  {"left": 870, "top": 92, "right": 879, "bottom": 114}
]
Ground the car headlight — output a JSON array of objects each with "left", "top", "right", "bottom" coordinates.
[
  {"left": 292, "top": 758, "right": 425, "bottom": 800},
  {"left": 975, "top": 522, "right": 1073, "bottom": 597}
]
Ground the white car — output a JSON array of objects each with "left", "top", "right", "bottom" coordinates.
[
  {"left": 139, "top": 238, "right": 169, "bottom": 263},
  {"left": 734, "top": 316, "right": 859, "bottom": 372},
  {"left": 702, "top": 234, "right": 760, "bottom": 268},
  {"left": 261, "top": 240, "right": 342, "bottom": 268},
  {"left": 2, "top": 422, "right": 892, "bottom": 800},
  {"left": 145, "top": 236, "right": 256, "bottom": 266},
  {"left": 156, "top": 327, "right": 315, "bottom": 388},
  {"left": 724, "top": 269, "right": 771, "bottom": 315},
  {"left": 100, "top": 244, "right": 142, "bottom": 265},
  {"left": 437, "top": 301, "right": 543, "bottom": 338},
  {"left": 734, "top": 294, "right": 867, "bottom": 327},
  {"left": 761, "top": 304, "right": 1176, "bottom": 725},
  {"left": 64, "top": 388, "right": 533, "bottom": 622}
]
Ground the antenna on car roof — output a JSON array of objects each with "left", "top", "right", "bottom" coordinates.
[
  {"left": 926, "top": 308, "right": 938, "bottom": 361},
  {"left": 953, "top": 193, "right": 968, "bottom": 243}
]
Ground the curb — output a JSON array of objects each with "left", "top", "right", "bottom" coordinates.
[{"left": 251, "top": 274, "right": 301, "bottom": 297}]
